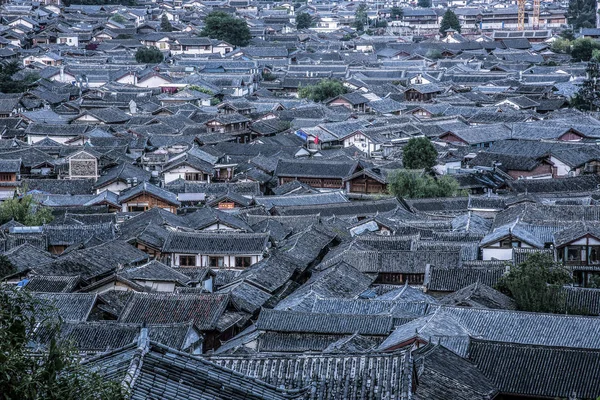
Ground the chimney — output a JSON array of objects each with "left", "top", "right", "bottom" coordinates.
[
  {"left": 150, "top": 170, "right": 160, "bottom": 185},
  {"left": 129, "top": 99, "right": 137, "bottom": 115},
  {"left": 423, "top": 264, "right": 431, "bottom": 290},
  {"left": 60, "top": 66, "right": 64, "bottom": 82}
]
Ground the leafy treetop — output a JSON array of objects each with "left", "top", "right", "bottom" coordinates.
[
  {"left": 496, "top": 253, "right": 573, "bottom": 313},
  {"left": 296, "top": 12, "right": 312, "bottom": 29},
  {"left": 298, "top": 79, "right": 348, "bottom": 102},
  {"left": 0, "top": 285, "right": 127, "bottom": 399},
  {"left": 161, "top": 14, "right": 173, "bottom": 32},
  {"left": 402, "top": 137, "right": 438, "bottom": 170},
  {"left": 0, "top": 192, "right": 53, "bottom": 226},
  {"left": 200, "top": 11, "right": 251, "bottom": 47},
  {"left": 439, "top": 9, "right": 461, "bottom": 34},
  {"left": 571, "top": 61, "right": 600, "bottom": 111},
  {"left": 567, "top": 0, "right": 597, "bottom": 29},
  {"left": 110, "top": 13, "right": 126, "bottom": 24},
  {"left": 391, "top": 7, "right": 403, "bottom": 19},
  {"left": 570, "top": 37, "right": 600, "bottom": 62},
  {"left": 0, "top": 61, "right": 39, "bottom": 94},
  {"left": 135, "top": 46, "right": 164, "bottom": 64},
  {"left": 388, "top": 170, "right": 463, "bottom": 199},
  {"left": 354, "top": 3, "right": 369, "bottom": 31}
]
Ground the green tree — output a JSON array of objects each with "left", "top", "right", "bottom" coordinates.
[
  {"left": 135, "top": 46, "right": 164, "bottom": 64},
  {"left": 200, "top": 11, "right": 251, "bottom": 47},
  {"left": 261, "top": 71, "right": 277, "bottom": 81},
  {"left": 426, "top": 49, "right": 442, "bottom": 59},
  {"left": 572, "top": 61, "right": 600, "bottom": 110},
  {"left": 0, "top": 61, "right": 38, "bottom": 94},
  {"left": 298, "top": 79, "right": 348, "bottom": 102},
  {"left": 571, "top": 37, "right": 600, "bottom": 61},
  {"left": 0, "top": 193, "right": 53, "bottom": 226},
  {"left": 560, "top": 29, "right": 576, "bottom": 41},
  {"left": 391, "top": 7, "right": 403, "bottom": 19},
  {"left": 354, "top": 3, "right": 369, "bottom": 31},
  {"left": 160, "top": 14, "right": 173, "bottom": 32},
  {"left": 439, "top": 9, "right": 461, "bottom": 34},
  {"left": 0, "top": 254, "right": 15, "bottom": 278},
  {"left": 388, "top": 170, "right": 462, "bottom": 199},
  {"left": 589, "top": 274, "right": 600, "bottom": 288},
  {"left": 551, "top": 37, "right": 572, "bottom": 54},
  {"left": 110, "top": 13, "right": 126, "bottom": 24},
  {"left": 402, "top": 137, "right": 438, "bottom": 170},
  {"left": 567, "top": 0, "right": 596, "bottom": 29},
  {"left": 418, "top": 0, "right": 431, "bottom": 7},
  {"left": 496, "top": 253, "right": 572, "bottom": 313},
  {"left": 187, "top": 85, "right": 214, "bottom": 95},
  {"left": 296, "top": 12, "right": 312, "bottom": 29},
  {"left": 0, "top": 285, "right": 127, "bottom": 399}
]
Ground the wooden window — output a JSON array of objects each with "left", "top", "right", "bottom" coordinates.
[
  {"left": 406, "top": 273, "right": 425, "bottom": 285},
  {"left": 179, "top": 255, "right": 196, "bottom": 267},
  {"left": 375, "top": 273, "right": 404, "bottom": 284},
  {"left": 589, "top": 246, "right": 600, "bottom": 264},
  {"left": 235, "top": 256, "right": 252, "bottom": 269},
  {"left": 209, "top": 256, "right": 224, "bottom": 268},
  {"left": 375, "top": 273, "right": 425, "bottom": 285},
  {"left": 185, "top": 173, "right": 204, "bottom": 181},
  {"left": 0, "top": 173, "right": 13, "bottom": 182},
  {"left": 567, "top": 246, "right": 581, "bottom": 261},
  {"left": 218, "top": 202, "right": 235, "bottom": 210}
]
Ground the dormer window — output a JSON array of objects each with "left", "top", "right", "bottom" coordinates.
[{"left": 500, "top": 239, "right": 520, "bottom": 249}]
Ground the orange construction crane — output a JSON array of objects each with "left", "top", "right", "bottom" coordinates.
[{"left": 517, "top": 0, "right": 525, "bottom": 30}]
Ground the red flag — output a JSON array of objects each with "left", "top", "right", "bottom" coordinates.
[{"left": 314, "top": 136, "right": 319, "bottom": 144}]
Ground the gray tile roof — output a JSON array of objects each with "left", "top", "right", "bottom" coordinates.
[
  {"left": 469, "top": 340, "right": 600, "bottom": 399},
  {"left": 208, "top": 350, "right": 411, "bottom": 400},
  {"left": 426, "top": 264, "right": 507, "bottom": 292},
  {"left": 320, "top": 249, "right": 461, "bottom": 273},
  {"left": 413, "top": 344, "right": 498, "bottom": 400},
  {"left": 118, "top": 292, "right": 230, "bottom": 331},
  {"left": 85, "top": 341, "right": 304, "bottom": 400},
  {"left": 256, "top": 309, "right": 393, "bottom": 335},
  {"left": 35, "top": 321, "right": 198, "bottom": 354},
  {"left": 255, "top": 191, "right": 349, "bottom": 209},
  {"left": 23, "top": 275, "right": 80, "bottom": 293},
  {"left": 380, "top": 306, "right": 600, "bottom": 356},
  {"left": 32, "top": 292, "right": 96, "bottom": 322},
  {"left": 162, "top": 231, "right": 270, "bottom": 254},
  {"left": 120, "top": 260, "right": 191, "bottom": 286},
  {"left": 439, "top": 282, "right": 516, "bottom": 310},
  {"left": 118, "top": 182, "right": 180, "bottom": 206},
  {"left": 273, "top": 198, "right": 402, "bottom": 217},
  {"left": 275, "top": 159, "right": 358, "bottom": 179},
  {"left": 37, "top": 241, "right": 149, "bottom": 281}
]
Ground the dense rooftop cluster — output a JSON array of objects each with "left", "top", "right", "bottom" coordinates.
[{"left": 2, "top": 0, "right": 600, "bottom": 397}]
